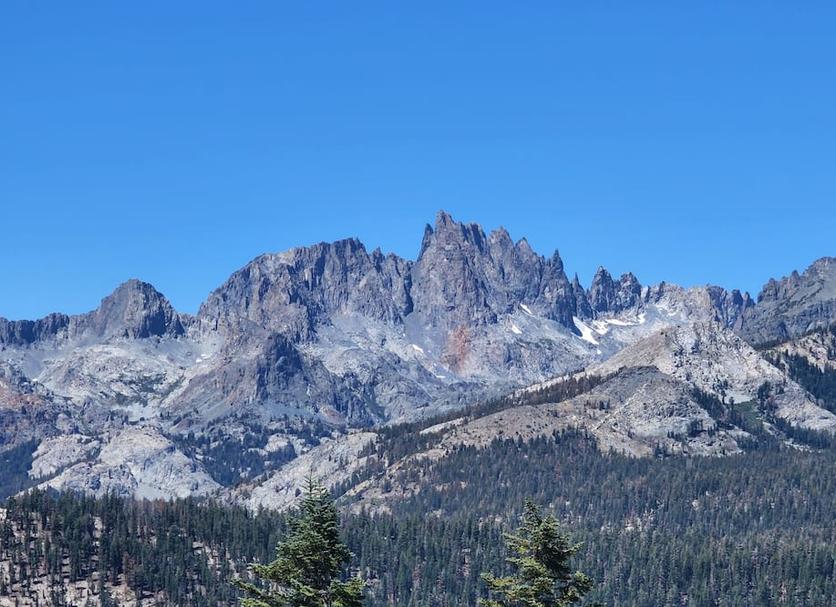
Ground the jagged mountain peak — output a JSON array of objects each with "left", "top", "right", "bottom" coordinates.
[
  {"left": 83, "top": 279, "right": 184, "bottom": 340},
  {"left": 620, "top": 271, "right": 640, "bottom": 284},
  {"left": 515, "top": 236, "right": 535, "bottom": 255},
  {"left": 410, "top": 212, "right": 589, "bottom": 332},
  {"left": 2, "top": 211, "right": 836, "bottom": 506},
  {"left": 757, "top": 256, "right": 836, "bottom": 303},
  {"left": 487, "top": 225, "right": 513, "bottom": 248},
  {"left": 592, "top": 265, "right": 611, "bottom": 278},
  {"left": 109, "top": 278, "right": 156, "bottom": 293},
  {"left": 98, "top": 279, "right": 171, "bottom": 314},
  {"left": 0, "top": 279, "right": 183, "bottom": 345},
  {"left": 808, "top": 256, "right": 836, "bottom": 273},
  {"left": 588, "top": 266, "right": 642, "bottom": 316},
  {"left": 547, "top": 249, "right": 565, "bottom": 270},
  {"left": 493, "top": 225, "right": 511, "bottom": 238},
  {"left": 198, "top": 235, "right": 414, "bottom": 338},
  {"left": 738, "top": 256, "right": 836, "bottom": 344},
  {"left": 418, "top": 210, "right": 489, "bottom": 258}
]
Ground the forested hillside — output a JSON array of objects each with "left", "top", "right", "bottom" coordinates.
[{"left": 4, "top": 431, "right": 836, "bottom": 606}]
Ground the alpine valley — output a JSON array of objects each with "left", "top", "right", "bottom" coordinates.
[{"left": 3, "top": 211, "right": 836, "bottom": 606}]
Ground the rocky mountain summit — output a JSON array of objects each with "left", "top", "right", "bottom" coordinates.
[
  {"left": 735, "top": 257, "right": 836, "bottom": 345},
  {"left": 0, "top": 279, "right": 185, "bottom": 346},
  {"left": 1, "top": 211, "right": 835, "bottom": 504}
]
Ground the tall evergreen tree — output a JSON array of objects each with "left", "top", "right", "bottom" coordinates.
[
  {"left": 480, "top": 499, "right": 594, "bottom": 607},
  {"left": 234, "top": 477, "right": 365, "bottom": 607}
]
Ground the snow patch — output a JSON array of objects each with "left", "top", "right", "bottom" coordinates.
[
  {"left": 603, "top": 317, "right": 633, "bottom": 327},
  {"left": 590, "top": 321, "right": 611, "bottom": 336},
  {"left": 411, "top": 344, "right": 425, "bottom": 355},
  {"left": 520, "top": 304, "right": 534, "bottom": 316},
  {"left": 591, "top": 316, "right": 641, "bottom": 335},
  {"left": 510, "top": 323, "right": 522, "bottom": 335},
  {"left": 573, "top": 317, "right": 599, "bottom": 345}
]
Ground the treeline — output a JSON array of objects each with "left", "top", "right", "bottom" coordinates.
[
  {"left": 171, "top": 417, "right": 331, "bottom": 487},
  {"left": 754, "top": 322, "right": 836, "bottom": 351},
  {"left": 175, "top": 427, "right": 297, "bottom": 486},
  {"left": 759, "top": 322, "right": 836, "bottom": 414},
  {"left": 339, "top": 371, "right": 614, "bottom": 498},
  {"left": 0, "top": 490, "right": 501, "bottom": 607},
  {"left": 360, "top": 370, "right": 612, "bottom": 463},
  {"left": 689, "top": 383, "right": 836, "bottom": 451},
  {"left": 373, "top": 430, "right": 836, "bottom": 606},
  {"left": 4, "top": 431, "right": 836, "bottom": 606},
  {"left": 765, "top": 351, "right": 836, "bottom": 415}
]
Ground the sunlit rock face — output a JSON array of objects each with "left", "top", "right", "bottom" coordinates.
[{"left": 0, "top": 211, "right": 834, "bottom": 501}]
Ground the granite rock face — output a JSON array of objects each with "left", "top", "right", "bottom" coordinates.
[
  {"left": 405, "top": 212, "right": 584, "bottom": 332},
  {"left": 198, "top": 238, "right": 413, "bottom": 340},
  {"left": 0, "top": 211, "right": 835, "bottom": 501},
  {"left": 0, "top": 313, "right": 70, "bottom": 347},
  {"left": 588, "top": 267, "right": 642, "bottom": 315},
  {"left": 80, "top": 279, "right": 186, "bottom": 340},
  {"left": 737, "top": 257, "right": 836, "bottom": 345},
  {"left": 0, "top": 279, "right": 184, "bottom": 346}
]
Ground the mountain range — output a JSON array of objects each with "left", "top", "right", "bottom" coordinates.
[{"left": 2, "top": 211, "right": 836, "bottom": 507}]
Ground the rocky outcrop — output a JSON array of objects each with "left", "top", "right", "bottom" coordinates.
[
  {"left": 705, "top": 286, "right": 753, "bottom": 331},
  {"left": 595, "top": 321, "right": 836, "bottom": 431},
  {"left": 78, "top": 279, "right": 185, "bottom": 340},
  {"left": 588, "top": 267, "right": 642, "bottom": 315},
  {"left": 42, "top": 426, "right": 220, "bottom": 499},
  {"left": 198, "top": 239, "right": 412, "bottom": 341},
  {"left": 0, "top": 279, "right": 183, "bottom": 346},
  {"left": 532, "top": 251, "right": 582, "bottom": 329},
  {"left": 408, "top": 213, "right": 499, "bottom": 330},
  {"left": 572, "top": 274, "right": 593, "bottom": 319},
  {"left": 410, "top": 211, "right": 584, "bottom": 333},
  {"left": 0, "top": 210, "right": 835, "bottom": 503},
  {"left": 737, "top": 257, "right": 836, "bottom": 345},
  {"left": 0, "top": 313, "right": 70, "bottom": 346}
]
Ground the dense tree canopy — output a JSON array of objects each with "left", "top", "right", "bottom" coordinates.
[{"left": 3, "top": 431, "right": 836, "bottom": 605}]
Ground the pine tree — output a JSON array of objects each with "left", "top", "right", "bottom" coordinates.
[
  {"left": 99, "top": 585, "right": 116, "bottom": 607},
  {"left": 234, "top": 477, "right": 365, "bottom": 607},
  {"left": 480, "top": 499, "right": 594, "bottom": 607}
]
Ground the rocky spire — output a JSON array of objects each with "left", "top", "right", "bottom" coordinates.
[
  {"left": 418, "top": 210, "right": 488, "bottom": 260},
  {"left": 617, "top": 272, "right": 642, "bottom": 310},
  {"left": 80, "top": 279, "right": 185, "bottom": 339},
  {"left": 588, "top": 267, "right": 616, "bottom": 314},
  {"left": 410, "top": 211, "right": 497, "bottom": 330},
  {"left": 533, "top": 250, "right": 578, "bottom": 330},
  {"left": 588, "top": 267, "right": 642, "bottom": 315},
  {"left": 572, "top": 273, "right": 593, "bottom": 319}
]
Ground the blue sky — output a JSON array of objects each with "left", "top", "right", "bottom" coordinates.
[{"left": 2, "top": 2, "right": 834, "bottom": 319}]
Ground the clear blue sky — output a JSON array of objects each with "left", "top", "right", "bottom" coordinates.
[{"left": 2, "top": 2, "right": 835, "bottom": 320}]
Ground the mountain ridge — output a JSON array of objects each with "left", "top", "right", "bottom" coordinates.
[
  {"left": 1, "top": 210, "right": 835, "bottom": 505},
  {"left": 3, "top": 211, "right": 832, "bottom": 348}
]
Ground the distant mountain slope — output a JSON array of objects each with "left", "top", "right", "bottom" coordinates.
[
  {"left": 737, "top": 257, "right": 836, "bottom": 345},
  {"left": 7, "top": 445, "right": 836, "bottom": 607},
  {"left": 0, "top": 211, "right": 835, "bottom": 501}
]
